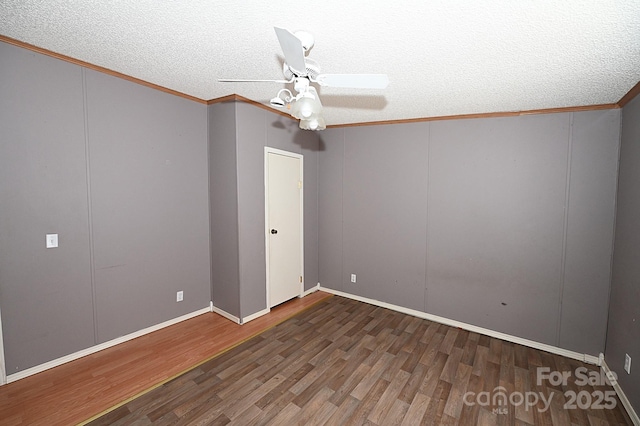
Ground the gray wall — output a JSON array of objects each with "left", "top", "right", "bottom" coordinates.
[
  {"left": 0, "top": 41, "right": 211, "bottom": 373},
  {"left": 209, "top": 102, "right": 241, "bottom": 318},
  {"left": 319, "top": 110, "right": 620, "bottom": 355},
  {"left": 208, "top": 101, "right": 320, "bottom": 320},
  {"left": 343, "top": 123, "right": 429, "bottom": 313},
  {"left": 561, "top": 111, "right": 622, "bottom": 353},
  {"left": 0, "top": 42, "right": 95, "bottom": 373},
  {"left": 85, "top": 70, "right": 210, "bottom": 343},
  {"left": 606, "top": 95, "right": 640, "bottom": 411}
]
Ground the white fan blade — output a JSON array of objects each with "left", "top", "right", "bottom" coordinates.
[
  {"left": 314, "top": 74, "right": 389, "bottom": 89},
  {"left": 274, "top": 27, "right": 307, "bottom": 76},
  {"left": 218, "top": 78, "right": 291, "bottom": 83}
]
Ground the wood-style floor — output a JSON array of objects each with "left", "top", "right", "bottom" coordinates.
[
  {"left": 87, "top": 296, "right": 631, "bottom": 426},
  {"left": 0, "top": 290, "right": 332, "bottom": 426}
]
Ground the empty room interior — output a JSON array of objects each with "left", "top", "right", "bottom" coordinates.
[{"left": 1, "top": 2, "right": 640, "bottom": 425}]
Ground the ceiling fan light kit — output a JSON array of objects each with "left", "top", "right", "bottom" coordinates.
[
  {"left": 290, "top": 86, "right": 326, "bottom": 131},
  {"left": 269, "top": 88, "right": 293, "bottom": 107},
  {"left": 220, "top": 26, "right": 389, "bottom": 131}
]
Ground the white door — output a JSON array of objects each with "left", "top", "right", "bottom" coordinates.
[{"left": 265, "top": 148, "right": 303, "bottom": 308}]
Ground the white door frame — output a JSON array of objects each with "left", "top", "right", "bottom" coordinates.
[
  {"left": 264, "top": 147, "right": 304, "bottom": 310},
  {"left": 0, "top": 304, "right": 6, "bottom": 385}
]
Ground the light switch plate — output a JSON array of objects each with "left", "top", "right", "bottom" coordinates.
[{"left": 46, "top": 234, "right": 58, "bottom": 248}]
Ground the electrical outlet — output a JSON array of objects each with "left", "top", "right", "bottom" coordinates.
[
  {"left": 176, "top": 291, "right": 184, "bottom": 302},
  {"left": 351, "top": 274, "right": 356, "bottom": 283},
  {"left": 46, "top": 234, "right": 58, "bottom": 248},
  {"left": 625, "top": 354, "right": 631, "bottom": 374}
]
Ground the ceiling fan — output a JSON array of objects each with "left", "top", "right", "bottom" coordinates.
[{"left": 219, "top": 27, "right": 389, "bottom": 131}]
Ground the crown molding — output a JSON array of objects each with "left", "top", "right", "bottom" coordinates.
[
  {"left": 0, "top": 35, "right": 208, "bottom": 104},
  {"left": 207, "top": 94, "right": 292, "bottom": 119},
  {"left": 617, "top": 80, "right": 640, "bottom": 108},
  {"left": 207, "top": 96, "right": 620, "bottom": 128},
  {"left": 326, "top": 103, "right": 619, "bottom": 128},
  {"left": 2, "top": 35, "right": 632, "bottom": 124}
]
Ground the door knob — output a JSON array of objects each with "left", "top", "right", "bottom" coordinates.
[{"left": 271, "top": 229, "right": 278, "bottom": 234}]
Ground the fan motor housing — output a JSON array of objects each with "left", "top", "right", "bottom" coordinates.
[{"left": 283, "top": 58, "right": 320, "bottom": 80}]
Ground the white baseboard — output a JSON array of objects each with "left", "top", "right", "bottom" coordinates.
[
  {"left": 6, "top": 306, "right": 211, "bottom": 384},
  {"left": 301, "top": 283, "right": 320, "bottom": 297},
  {"left": 233, "top": 285, "right": 323, "bottom": 325},
  {"left": 211, "top": 305, "right": 241, "bottom": 324},
  {"left": 242, "top": 308, "right": 270, "bottom": 324},
  {"left": 0, "top": 304, "right": 5, "bottom": 385},
  {"left": 601, "top": 358, "right": 640, "bottom": 425},
  {"left": 214, "top": 286, "right": 321, "bottom": 326},
  {"left": 319, "top": 286, "right": 600, "bottom": 366}
]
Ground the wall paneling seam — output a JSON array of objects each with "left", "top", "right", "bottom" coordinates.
[
  {"left": 82, "top": 68, "right": 99, "bottom": 344},
  {"left": 424, "top": 123, "right": 431, "bottom": 312},
  {"left": 556, "top": 112, "right": 574, "bottom": 346},
  {"left": 602, "top": 111, "right": 625, "bottom": 351}
]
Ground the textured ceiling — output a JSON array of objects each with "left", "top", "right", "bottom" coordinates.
[{"left": 1, "top": 1, "right": 639, "bottom": 126}]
